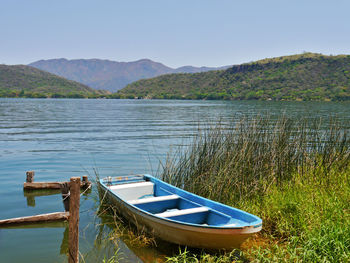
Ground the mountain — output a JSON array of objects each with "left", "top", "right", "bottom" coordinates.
[
  {"left": 29, "top": 58, "right": 230, "bottom": 92},
  {"left": 174, "top": 65, "right": 229, "bottom": 73},
  {"left": 118, "top": 53, "right": 350, "bottom": 101},
  {"left": 0, "top": 64, "right": 108, "bottom": 98}
]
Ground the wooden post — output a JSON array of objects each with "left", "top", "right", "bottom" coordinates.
[
  {"left": 68, "top": 177, "right": 80, "bottom": 263},
  {"left": 26, "top": 171, "right": 35, "bottom": 183},
  {"left": 81, "top": 175, "right": 91, "bottom": 190},
  {"left": 61, "top": 182, "right": 70, "bottom": 212},
  {"left": 82, "top": 176, "right": 88, "bottom": 184}
]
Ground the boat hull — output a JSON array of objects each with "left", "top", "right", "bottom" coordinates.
[{"left": 99, "top": 182, "right": 261, "bottom": 250}]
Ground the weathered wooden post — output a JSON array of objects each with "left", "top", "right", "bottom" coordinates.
[
  {"left": 25, "top": 171, "right": 36, "bottom": 206},
  {"left": 61, "top": 182, "right": 70, "bottom": 212},
  {"left": 68, "top": 177, "right": 80, "bottom": 263},
  {"left": 81, "top": 175, "right": 89, "bottom": 189},
  {"left": 82, "top": 175, "right": 88, "bottom": 184},
  {"left": 26, "top": 171, "right": 35, "bottom": 183}
]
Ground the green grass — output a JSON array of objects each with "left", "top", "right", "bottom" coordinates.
[
  {"left": 165, "top": 248, "right": 241, "bottom": 263},
  {"left": 238, "top": 169, "right": 350, "bottom": 262},
  {"left": 161, "top": 116, "right": 350, "bottom": 262}
]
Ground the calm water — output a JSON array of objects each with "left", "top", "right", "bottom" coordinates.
[{"left": 0, "top": 99, "right": 349, "bottom": 262}]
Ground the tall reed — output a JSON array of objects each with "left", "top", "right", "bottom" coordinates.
[{"left": 160, "top": 116, "right": 350, "bottom": 204}]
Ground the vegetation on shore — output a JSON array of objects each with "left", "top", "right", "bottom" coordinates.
[
  {"left": 99, "top": 116, "right": 349, "bottom": 262},
  {"left": 119, "top": 53, "right": 350, "bottom": 101},
  {"left": 0, "top": 64, "right": 109, "bottom": 98},
  {"left": 160, "top": 116, "right": 350, "bottom": 262}
]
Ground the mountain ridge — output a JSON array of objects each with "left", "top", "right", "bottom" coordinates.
[{"left": 29, "top": 58, "right": 230, "bottom": 92}]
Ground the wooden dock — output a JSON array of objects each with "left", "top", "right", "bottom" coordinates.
[
  {"left": 0, "top": 173, "right": 86, "bottom": 263},
  {"left": 23, "top": 171, "right": 91, "bottom": 190}
]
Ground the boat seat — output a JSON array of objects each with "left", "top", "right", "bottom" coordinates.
[
  {"left": 109, "top": 181, "right": 154, "bottom": 201},
  {"left": 155, "top": 206, "right": 209, "bottom": 218},
  {"left": 129, "top": 194, "right": 179, "bottom": 205}
]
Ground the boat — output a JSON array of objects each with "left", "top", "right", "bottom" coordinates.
[{"left": 98, "top": 174, "right": 262, "bottom": 250}]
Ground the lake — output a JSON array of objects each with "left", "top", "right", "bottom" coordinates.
[{"left": 0, "top": 98, "right": 349, "bottom": 262}]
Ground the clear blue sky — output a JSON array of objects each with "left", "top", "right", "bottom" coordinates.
[{"left": 1, "top": 0, "right": 350, "bottom": 68}]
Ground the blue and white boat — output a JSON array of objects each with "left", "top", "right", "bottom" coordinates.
[{"left": 99, "top": 174, "right": 262, "bottom": 250}]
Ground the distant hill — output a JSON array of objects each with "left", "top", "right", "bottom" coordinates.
[
  {"left": 0, "top": 64, "right": 108, "bottom": 98},
  {"left": 118, "top": 53, "right": 350, "bottom": 101},
  {"left": 29, "top": 58, "right": 230, "bottom": 92}
]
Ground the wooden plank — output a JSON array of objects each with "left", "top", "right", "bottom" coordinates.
[
  {"left": 0, "top": 212, "right": 69, "bottom": 227},
  {"left": 23, "top": 181, "right": 91, "bottom": 190},
  {"left": 68, "top": 177, "right": 80, "bottom": 263},
  {"left": 24, "top": 171, "right": 91, "bottom": 190},
  {"left": 24, "top": 182, "right": 63, "bottom": 189}
]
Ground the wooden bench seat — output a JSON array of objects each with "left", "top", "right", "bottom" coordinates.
[
  {"left": 109, "top": 181, "right": 154, "bottom": 200},
  {"left": 155, "top": 206, "right": 209, "bottom": 218},
  {"left": 129, "top": 194, "right": 179, "bottom": 205}
]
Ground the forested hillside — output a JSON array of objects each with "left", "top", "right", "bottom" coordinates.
[
  {"left": 0, "top": 65, "right": 108, "bottom": 98},
  {"left": 118, "top": 53, "right": 350, "bottom": 101}
]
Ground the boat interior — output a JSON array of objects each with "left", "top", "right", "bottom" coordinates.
[{"left": 107, "top": 177, "right": 244, "bottom": 227}]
